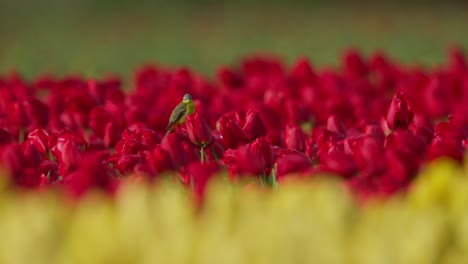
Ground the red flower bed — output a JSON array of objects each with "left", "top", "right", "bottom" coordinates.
[{"left": 0, "top": 48, "right": 467, "bottom": 201}]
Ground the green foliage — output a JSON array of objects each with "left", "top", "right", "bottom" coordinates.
[{"left": 0, "top": 3, "right": 467, "bottom": 79}]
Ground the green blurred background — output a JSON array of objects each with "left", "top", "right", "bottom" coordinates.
[{"left": 0, "top": 1, "right": 467, "bottom": 80}]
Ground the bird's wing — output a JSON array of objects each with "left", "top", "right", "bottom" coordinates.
[{"left": 166, "top": 102, "right": 187, "bottom": 131}]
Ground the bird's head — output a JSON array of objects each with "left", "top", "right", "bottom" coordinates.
[{"left": 183, "top": 93, "right": 193, "bottom": 101}]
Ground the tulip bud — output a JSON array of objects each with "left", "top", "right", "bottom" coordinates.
[
  {"left": 385, "top": 92, "right": 414, "bottom": 129},
  {"left": 285, "top": 126, "right": 307, "bottom": 152},
  {"left": 186, "top": 113, "right": 213, "bottom": 146},
  {"left": 243, "top": 109, "right": 268, "bottom": 141}
]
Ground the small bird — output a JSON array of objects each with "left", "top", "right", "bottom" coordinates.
[{"left": 165, "top": 93, "right": 196, "bottom": 135}]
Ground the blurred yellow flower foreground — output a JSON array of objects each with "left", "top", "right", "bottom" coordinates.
[{"left": 0, "top": 158, "right": 467, "bottom": 264}]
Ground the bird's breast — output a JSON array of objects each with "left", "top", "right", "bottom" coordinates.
[{"left": 186, "top": 101, "right": 196, "bottom": 115}]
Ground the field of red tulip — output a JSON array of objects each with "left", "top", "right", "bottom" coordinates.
[{"left": 0, "top": 47, "right": 467, "bottom": 263}]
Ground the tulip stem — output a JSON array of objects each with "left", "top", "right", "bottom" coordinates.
[
  {"left": 260, "top": 171, "right": 267, "bottom": 186},
  {"left": 210, "top": 145, "right": 219, "bottom": 163},
  {"left": 48, "top": 150, "right": 55, "bottom": 161},
  {"left": 200, "top": 145, "right": 205, "bottom": 164},
  {"left": 18, "top": 126, "right": 24, "bottom": 144},
  {"left": 269, "top": 163, "right": 278, "bottom": 189}
]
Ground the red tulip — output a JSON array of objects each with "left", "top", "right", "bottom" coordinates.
[
  {"left": 343, "top": 49, "right": 369, "bottom": 77},
  {"left": 132, "top": 163, "right": 155, "bottom": 179},
  {"left": 22, "top": 143, "right": 43, "bottom": 168},
  {"left": 206, "top": 138, "right": 225, "bottom": 160},
  {"left": 117, "top": 154, "right": 142, "bottom": 174},
  {"left": 424, "top": 77, "right": 452, "bottom": 118},
  {"left": 448, "top": 46, "right": 466, "bottom": 74},
  {"left": 120, "top": 128, "right": 161, "bottom": 150},
  {"left": 10, "top": 101, "right": 30, "bottom": 127},
  {"left": 223, "top": 146, "right": 267, "bottom": 178},
  {"left": 265, "top": 129, "right": 285, "bottom": 148},
  {"left": 326, "top": 115, "right": 346, "bottom": 138},
  {"left": 89, "top": 107, "right": 115, "bottom": 138},
  {"left": 384, "top": 148, "right": 418, "bottom": 182},
  {"left": 427, "top": 135, "right": 464, "bottom": 162},
  {"left": 57, "top": 139, "right": 84, "bottom": 176},
  {"left": 0, "top": 143, "right": 44, "bottom": 188},
  {"left": 160, "top": 133, "right": 186, "bottom": 169},
  {"left": 317, "top": 140, "right": 345, "bottom": 164},
  {"left": 243, "top": 109, "right": 268, "bottom": 141},
  {"left": 285, "top": 126, "right": 307, "bottom": 152},
  {"left": 0, "top": 128, "right": 13, "bottom": 145},
  {"left": 276, "top": 153, "right": 312, "bottom": 180},
  {"left": 291, "top": 57, "right": 317, "bottom": 84},
  {"left": 385, "top": 129, "right": 426, "bottom": 157},
  {"left": 148, "top": 146, "right": 173, "bottom": 173},
  {"left": 87, "top": 77, "right": 122, "bottom": 105},
  {"left": 353, "top": 137, "right": 386, "bottom": 175},
  {"left": 448, "top": 114, "right": 468, "bottom": 139},
  {"left": 63, "top": 154, "right": 118, "bottom": 197},
  {"left": 434, "top": 121, "right": 460, "bottom": 139},
  {"left": 39, "top": 160, "right": 59, "bottom": 182},
  {"left": 217, "top": 115, "right": 250, "bottom": 149},
  {"left": 183, "top": 161, "right": 220, "bottom": 204},
  {"left": 321, "top": 151, "right": 357, "bottom": 178},
  {"left": 385, "top": 92, "right": 414, "bottom": 129},
  {"left": 363, "top": 124, "right": 385, "bottom": 144},
  {"left": 181, "top": 140, "right": 200, "bottom": 164},
  {"left": 249, "top": 137, "right": 275, "bottom": 169},
  {"left": 18, "top": 168, "right": 43, "bottom": 188},
  {"left": 305, "top": 138, "right": 317, "bottom": 161},
  {"left": 347, "top": 176, "right": 378, "bottom": 203},
  {"left": 27, "top": 129, "right": 49, "bottom": 155},
  {"left": 186, "top": 113, "right": 213, "bottom": 146},
  {"left": 256, "top": 104, "right": 285, "bottom": 130},
  {"left": 50, "top": 130, "right": 87, "bottom": 175},
  {"left": 217, "top": 67, "right": 243, "bottom": 89},
  {"left": 103, "top": 121, "right": 121, "bottom": 147},
  {"left": 378, "top": 173, "right": 405, "bottom": 196},
  {"left": 88, "top": 134, "right": 106, "bottom": 152},
  {"left": 314, "top": 127, "right": 341, "bottom": 150},
  {"left": 1, "top": 143, "right": 24, "bottom": 177},
  {"left": 24, "top": 97, "right": 49, "bottom": 128},
  {"left": 114, "top": 138, "right": 151, "bottom": 156}
]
